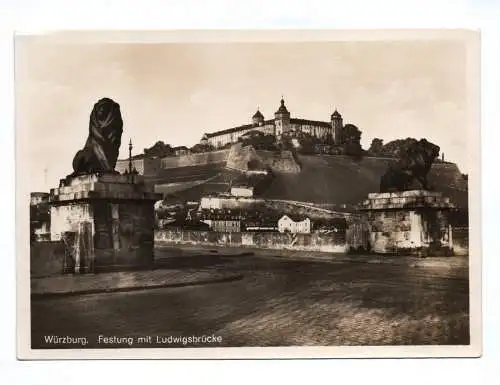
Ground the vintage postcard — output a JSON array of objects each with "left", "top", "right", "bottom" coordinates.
[{"left": 16, "top": 30, "right": 481, "bottom": 359}]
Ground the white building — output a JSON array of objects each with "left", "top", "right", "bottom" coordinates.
[
  {"left": 230, "top": 186, "right": 254, "bottom": 197},
  {"left": 278, "top": 215, "right": 311, "bottom": 234},
  {"left": 200, "top": 195, "right": 263, "bottom": 211},
  {"left": 200, "top": 196, "right": 223, "bottom": 210}
]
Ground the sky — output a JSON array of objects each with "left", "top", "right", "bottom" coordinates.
[{"left": 15, "top": 33, "right": 474, "bottom": 192}]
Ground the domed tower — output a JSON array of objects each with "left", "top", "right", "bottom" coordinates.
[
  {"left": 252, "top": 109, "right": 265, "bottom": 126},
  {"left": 274, "top": 97, "right": 291, "bottom": 137},
  {"left": 331, "top": 109, "right": 343, "bottom": 145}
]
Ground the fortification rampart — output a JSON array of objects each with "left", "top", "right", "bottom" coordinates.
[
  {"left": 225, "top": 144, "right": 301, "bottom": 173},
  {"left": 257, "top": 150, "right": 301, "bottom": 173},
  {"left": 160, "top": 149, "right": 230, "bottom": 169}
]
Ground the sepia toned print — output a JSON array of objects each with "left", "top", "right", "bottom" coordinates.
[{"left": 16, "top": 30, "right": 481, "bottom": 359}]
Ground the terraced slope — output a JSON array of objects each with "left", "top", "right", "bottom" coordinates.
[{"left": 146, "top": 163, "right": 226, "bottom": 185}]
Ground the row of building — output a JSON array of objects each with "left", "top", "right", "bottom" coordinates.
[{"left": 198, "top": 214, "right": 312, "bottom": 234}]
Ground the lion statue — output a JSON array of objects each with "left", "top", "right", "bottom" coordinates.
[
  {"left": 379, "top": 138, "right": 440, "bottom": 192},
  {"left": 71, "top": 97, "right": 123, "bottom": 175}
]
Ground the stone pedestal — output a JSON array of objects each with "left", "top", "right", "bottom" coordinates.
[
  {"left": 49, "top": 173, "right": 162, "bottom": 272},
  {"left": 358, "top": 190, "right": 455, "bottom": 255}
]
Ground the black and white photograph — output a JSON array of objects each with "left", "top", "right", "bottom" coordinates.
[{"left": 15, "top": 30, "right": 481, "bottom": 359}]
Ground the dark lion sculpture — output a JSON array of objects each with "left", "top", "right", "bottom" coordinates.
[
  {"left": 379, "top": 138, "right": 440, "bottom": 192},
  {"left": 71, "top": 98, "right": 123, "bottom": 175}
]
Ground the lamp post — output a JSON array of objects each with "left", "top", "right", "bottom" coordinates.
[
  {"left": 127, "top": 139, "right": 136, "bottom": 183},
  {"left": 128, "top": 138, "right": 133, "bottom": 174}
]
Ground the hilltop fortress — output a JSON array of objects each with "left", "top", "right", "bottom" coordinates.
[{"left": 200, "top": 98, "right": 347, "bottom": 149}]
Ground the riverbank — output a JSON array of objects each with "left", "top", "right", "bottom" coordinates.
[{"left": 31, "top": 268, "right": 243, "bottom": 298}]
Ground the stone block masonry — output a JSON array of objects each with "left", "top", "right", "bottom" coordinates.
[
  {"left": 155, "top": 228, "right": 348, "bottom": 253},
  {"left": 226, "top": 143, "right": 301, "bottom": 173},
  {"left": 161, "top": 149, "right": 230, "bottom": 170},
  {"left": 363, "top": 190, "right": 454, "bottom": 210},
  {"left": 359, "top": 190, "right": 456, "bottom": 254},
  {"left": 49, "top": 174, "right": 162, "bottom": 272}
]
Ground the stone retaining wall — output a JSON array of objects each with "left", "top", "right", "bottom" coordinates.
[{"left": 155, "top": 228, "right": 348, "bottom": 253}]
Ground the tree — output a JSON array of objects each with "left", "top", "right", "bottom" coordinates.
[
  {"left": 247, "top": 159, "right": 262, "bottom": 170},
  {"left": 296, "top": 133, "right": 317, "bottom": 154},
  {"left": 174, "top": 204, "right": 189, "bottom": 225},
  {"left": 191, "top": 142, "right": 215, "bottom": 153},
  {"left": 380, "top": 138, "right": 418, "bottom": 158},
  {"left": 144, "top": 141, "right": 173, "bottom": 157},
  {"left": 280, "top": 134, "right": 294, "bottom": 152},
  {"left": 325, "top": 133, "right": 335, "bottom": 146},
  {"left": 220, "top": 142, "right": 234, "bottom": 150},
  {"left": 368, "top": 138, "right": 384, "bottom": 156},
  {"left": 343, "top": 124, "right": 363, "bottom": 158},
  {"left": 241, "top": 132, "right": 278, "bottom": 151}
]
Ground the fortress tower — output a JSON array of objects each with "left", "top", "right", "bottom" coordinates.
[
  {"left": 274, "top": 98, "right": 291, "bottom": 137},
  {"left": 331, "top": 109, "right": 343, "bottom": 145},
  {"left": 252, "top": 109, "right": 265, "bottom": 126}
]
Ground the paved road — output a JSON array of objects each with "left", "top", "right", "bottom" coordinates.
[{"left": 31, "top": 253, "right": 469, "bottom": 348}]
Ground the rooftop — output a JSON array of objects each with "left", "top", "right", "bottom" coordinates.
[
  {"left": 331, "top": 109, "right": 341, "bottom": 118},
  {"left": 275, "top": 98, "right": 289, "bottom": 115},
  {"left": 280, "top": 214, "right": 310, "bottom": 222},
  {"left": 252, "top": 109, "right": 264, "bottom": 119},
  {"left": 204, "top": 123, "right": 255, "bottom": 139},
  {"left": 291, "top": 118, "right": 331, "bottom": 128}
]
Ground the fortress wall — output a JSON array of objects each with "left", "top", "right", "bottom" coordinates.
[
  {"left": 225, "top": 142, "right": 252, "bottom": 170},
  {"left": 290, "top": 122, "right": 330, "bottom": 137},
  {"left": 143, "top": 158, "right": 162, "bottom": 177},
  {"left": 260, "top": 150, "right": 301, "bottom": 173},
  {"left": 260, "top": 123, "right": 276, "bottom": 135},
  {"left": 225, "top": 144, "right": 301, "bottom": 173},
  {"left": 115, "top": 158, "right": 145, "bottom": 175},
  {"left": 160, "top": 149, "right": 230, "bottom": 169}
]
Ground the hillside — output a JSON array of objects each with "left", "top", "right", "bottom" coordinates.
[
  {"left": 156, "top": 168, "right": 239, "bottom": 203},
  {"left": 262, "top": 155, "right": 468, "bottom": 209},
  {"left": 261, "top": 155, "right": 388, "bottom": 208},
  {"left": 150, "top": 146, "right": 468, "bottom": 209}
]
